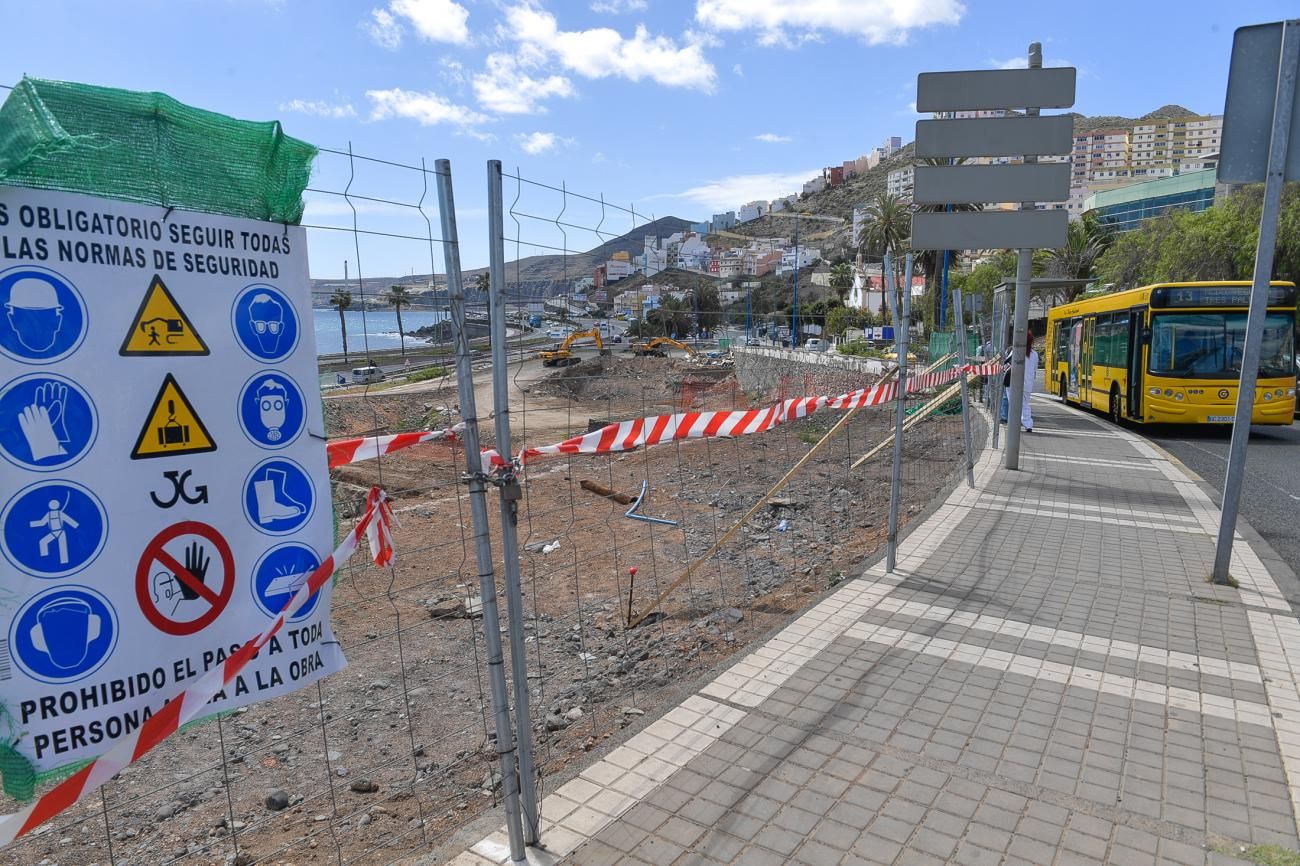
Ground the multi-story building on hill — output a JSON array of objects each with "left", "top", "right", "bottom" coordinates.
[
  {"left": 886, "top": 165, "right": 914, "bottom": 199},
  {"left": 1130, "top": 115, "right": 1222, "bottom": 178}
]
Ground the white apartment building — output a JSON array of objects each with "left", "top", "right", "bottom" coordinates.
[
  {"left": 738, "top": 200, "right": 769, "bottom": 223},
  {"left": 887, "top": 165, "right": 915, "bottom": 199}
]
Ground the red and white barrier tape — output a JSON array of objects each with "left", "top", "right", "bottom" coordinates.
[
  {"left": 326, "top": 425, "right": 462, "bottom": 469},
  {"left": 0, "top": 487, "right": 396, "bottom": 846},
  {"left": 327, "top": 363, "right": 1005, "bottom": 471}
]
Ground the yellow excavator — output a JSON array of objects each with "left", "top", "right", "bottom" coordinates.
[
  {"left": 539, "top": 328, "right": 605, "bottom": 367},
  {"left": 630, "top": 336, "right": 696, "bottom": 358}
]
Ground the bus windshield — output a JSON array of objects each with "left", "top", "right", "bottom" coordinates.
[{"left": 1149, "top": 311, "right": 1295, "bottom": 379}]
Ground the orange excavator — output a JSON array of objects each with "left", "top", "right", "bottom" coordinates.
[
  {"left": 630, "top": 337, "right": 696, "bottom": 357},
  {"left": 538, "top": 328, "right": 605, "bottom": 367}
]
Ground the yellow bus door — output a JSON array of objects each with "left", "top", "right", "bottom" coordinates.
[
  {"left": 1125, "top": 307, "right": 1146, "bottom": 420},
  {"left": 1081, "top": 317, "right": 1095, "bottom": 405}
]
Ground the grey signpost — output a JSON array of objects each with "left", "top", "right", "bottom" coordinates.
[{"left": 1211, "top": 20, "right": 1300, "bottom": 585}]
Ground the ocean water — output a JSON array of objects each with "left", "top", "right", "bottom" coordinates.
[{"left": 312, "top": 309, "right": 449, "bottom": 356}]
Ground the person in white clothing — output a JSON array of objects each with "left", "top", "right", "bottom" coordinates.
[
  {"left": 1021, "top": 333, "right": 1037, "bottom": 432},
  {"left": 1000, "top": 333, "right": 1038, "bottom": 432}
]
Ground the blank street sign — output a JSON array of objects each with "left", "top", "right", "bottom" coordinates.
[
  {"left": 917, "top": 68, "right": 1076, "bottom": 112},
  {"left": 915, "top": 115, "right": 1073, "bottom": 158},
  {"left": 912, "top": 163, "right": 1070, "bottom": 205},
  {"left": 911, "top": 210, "right": 1068, "bottom": 251},
  {"left": 1219, "top": 21, "right": 1300, "bottom": 183}
]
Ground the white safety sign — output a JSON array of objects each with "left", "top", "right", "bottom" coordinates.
[{"left": 0, "top": 186, "right": 342, "bottom": 772}]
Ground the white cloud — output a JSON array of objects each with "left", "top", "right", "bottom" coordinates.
[
  {"left": 990, "top": 55, "right": 1074, "bottom": 69},
  {"left": 754, "top": 132, "right": 791, "bottom": 143},
  {"left": 591, "top": 0, "right": 648, "bottom": 12},
  {"left": 515, "top": 131, "right": 574, "bottom": 154},
  {"left": 501, "top": 3, "right": 717, "bottom": 91},
  {"left": 660, "top": 168, "right": 819, "bottom": 212},
  {"left": 365, "top": 8, "right": 403, "bottom": 49},
  {"left": 280, "top": 99, "right": 357, "bottom": 119},
  {"left": 696, "top": 0, "right": 964, "bottom": 46},
  {"left": 365, "top": 0, "right": 470, "bottom": 49},
  {"left": 473, "top": 53, "right": 575, "bottom": 115},
  {"left": 366, "top": 88, "right": 489, "bottom": 127}
]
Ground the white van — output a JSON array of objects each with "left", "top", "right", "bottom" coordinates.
[
  {"left": 803, "top": 338, "right": 825, "bottom": 352},
  {"left": 351, "top": 366, "right": 386, "bottom": 384}
]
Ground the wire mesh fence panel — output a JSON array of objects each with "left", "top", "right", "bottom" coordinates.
[
  {"left": 488, "top": 167, "right": 990, "bottom": 823},
  {"left": 0, "top": 151, "right": 504, "bottom": 866}
]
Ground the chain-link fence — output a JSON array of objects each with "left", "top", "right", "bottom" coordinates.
[
  {"left": 482, "top": 165, "right": 990, "bottom": 853},
  {"left": 0, "top": 149, "right": 988, "bottom": 866}
]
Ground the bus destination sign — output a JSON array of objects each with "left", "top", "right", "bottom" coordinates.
[{"left": 1150, "top": 285, "right": 1297, "bottom": 309}]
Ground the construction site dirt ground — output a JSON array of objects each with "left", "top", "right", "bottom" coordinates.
[{"left": 1, "top": 355, "right": 982, "bottom": 866}]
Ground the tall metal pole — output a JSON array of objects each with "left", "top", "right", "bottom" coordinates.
[
  {"left": 435, "top": 159, "right": 527, "bottom": 864},
  {"left": 792, "top": 214, "right": 800, "bottom": 349},
  {"left": 886, "top": 253, "right": 912, "bottom": 573},
  {"left": 1004, "top": 41, "right": 1042, "bottom": 471},
  {"left": 486, "top": 162, "right": 541, "bottom": 839},
  {"left": 1212, "top": 20, "right": 1298, "bottom": 584},
  {"left": 952, "top": 286, "right": 976, "bottom": 488}
]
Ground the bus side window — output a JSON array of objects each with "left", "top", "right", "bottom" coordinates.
[
  {"left": 1115, "top": 314, "right": 1131, "bottom": 368},
  {"left": 1055, "top": 320, "right": 1070, "bottom": 367}
]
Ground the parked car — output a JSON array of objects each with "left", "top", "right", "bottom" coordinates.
[
  {"left": 804, "top": 338, "right": 825, "bottom": 352},
  {"left": 351, "top": 366, "right": 385, "bottom": 384},
  {"left": 613, "top": 335, "right": 623, "bottom": 344}
]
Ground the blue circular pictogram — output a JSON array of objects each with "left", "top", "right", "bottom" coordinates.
[
  {"left": 251, "top": 543, "right": 323, "bottom": 621},
  {"left": 0, "top": 373, "right": 98, "bottom": 471},
  {"left": 242, "top": 457, "right": 315, "bottom": 536},
  {"left": 2, "top": 480, "right": 107, "bottom": 579},
  {"left": 231, "top": 285, "right": 299, "bottom": 362},
  {"left": 10, "top": 585, "right": 118, "bottom": 683},
  {"left": 0, "top": 266, "right": 87, "bottom": 364},
  {"left": 238, "top": 371, "right": 306, "bottom": 449}
]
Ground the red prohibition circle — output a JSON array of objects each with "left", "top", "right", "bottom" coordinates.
[{"left": 135, "top": 520, "right": 235, "bottom": 636}]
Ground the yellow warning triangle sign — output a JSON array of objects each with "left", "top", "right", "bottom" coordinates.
[
  {"left": 120, "top": 275, "right": 209, "bottom": 356},
  {"left": 131, "top": 373, "right": 217, "bottom": 459}
]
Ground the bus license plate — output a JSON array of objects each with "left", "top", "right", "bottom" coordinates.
[{"left": 1207, "top": 415, "right": 1234, "bottom": 423}]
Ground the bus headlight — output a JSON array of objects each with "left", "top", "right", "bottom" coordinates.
[
  {"left": 1288, "top": 388, "right": 1296, "bottom": 397},
  {"left": 1164, "top": 389, "right": 1173, "bottom": 397},
  {"left": 1149, "top": 387, "right": 1161, "bottom": 396},
  {"left": 1174, "top": 392, "right": 1185, "bottom": 401},
  {"left": 1275, "top": 389, "right": 1285, "bottom": 398},
  {"left": 1264, "top": 391, "right": 1274, "bottom": 401}
]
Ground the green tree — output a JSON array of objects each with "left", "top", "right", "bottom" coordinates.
[
  {"left": 829, "top": 263, "right": 853, "bottom": 304},
  {"left": 1036, "top": 214, "right": 1112, "bottom": 305},
  {"left": 856, "top": 192, "right": 911, "bottom": 316},
  {"left": 825, "top": 305, "right": 854, "bottom": 338},
  {"left": 387, "top": 284, "right": 412, "bottom": 356},
  {"left": 648, "top": 297, "right": 695, "bottom": 338},
  {"left": 330, "top": 289, "right": 353, "bottom": 363},
  {"left": 693, "top": 284, "right": 721, "bottom": 334}
]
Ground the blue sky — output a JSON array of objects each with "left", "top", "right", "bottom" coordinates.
[{"left": 2, "top": 1, "right": 1294, "bottom": 279}]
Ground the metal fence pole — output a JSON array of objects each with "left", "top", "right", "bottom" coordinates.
[
  {"left": 435, "top": 159, "right": 527, "bottom": 864},
  {"left": 990, "top": 294, "right": 1003, "bottom": 444},
  {"left": 487, "top": 160, "right": 540, "bottom": 841},
  {"left": 1212, "top": 19, "right": 1299, "bottom": 584},
  {"left": 1004, "top": 41, "right": 1042, "bottom": 471},
  {"left": 952, "top": 286, "right": 976, "bottom": 488},
  {"left": 886, "top": 253, "right": 911, "bottom": 572}
]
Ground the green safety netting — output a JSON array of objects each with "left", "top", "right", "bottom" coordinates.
[{"left": 0, "top": 77, "right": 316, "bottom": 223}]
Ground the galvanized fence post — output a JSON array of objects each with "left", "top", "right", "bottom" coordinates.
[
  {"left": 952, "top": 286, "right": 976, "bottom": 488},
  {"left": 435, "top": 159, "right": 527, "bottom": 864},
  {"left": 886, "top": 253, "right": 912, "bottom": 573},
  {"left": 487, "top": 160, "right": 540, "bottom": 842}
]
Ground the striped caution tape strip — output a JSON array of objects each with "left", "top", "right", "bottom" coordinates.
[
  {"left": 327, "top": 364, "right": 1004, "bottom": 470},
  {"left": 0, "top": 488, "right": 397, "bottom": 847}
]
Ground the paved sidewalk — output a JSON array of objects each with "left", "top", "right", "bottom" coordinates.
[{"left": 457, "top": 395, "right": 1300, "bottom": 865}]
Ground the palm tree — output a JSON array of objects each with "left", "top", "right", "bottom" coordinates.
[
  {"left": 1040, "top": 214, "right": 1113, "bottom": 304},
  {"left": 473, "top": 271, "right": 493, "bottom": 332},
  {"left": 649, "top": 297, "right": 694, "bottom": 338},
  {"left": 829, "top": 263, "right": 853, "bottom": 304},
  {"left": 856, "top": 192, "right": 911, "bottom": 316},
  {"left": 911, "top": 158, "right": 983, "bottom": 331},
  {"left": 330, "top": 289, "right": 353, "bottom": 363},
  {"left": 387, "top": 285, "right": 412, "bottom": 356}
]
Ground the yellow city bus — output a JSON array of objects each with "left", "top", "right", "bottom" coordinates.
[{"left": 1046, "top": 281, "right": 1297, "bottom": 425}]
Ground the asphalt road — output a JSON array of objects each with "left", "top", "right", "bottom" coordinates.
[{"left": 1140, "top": 419, "right": 1300, "bottom": 577}]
